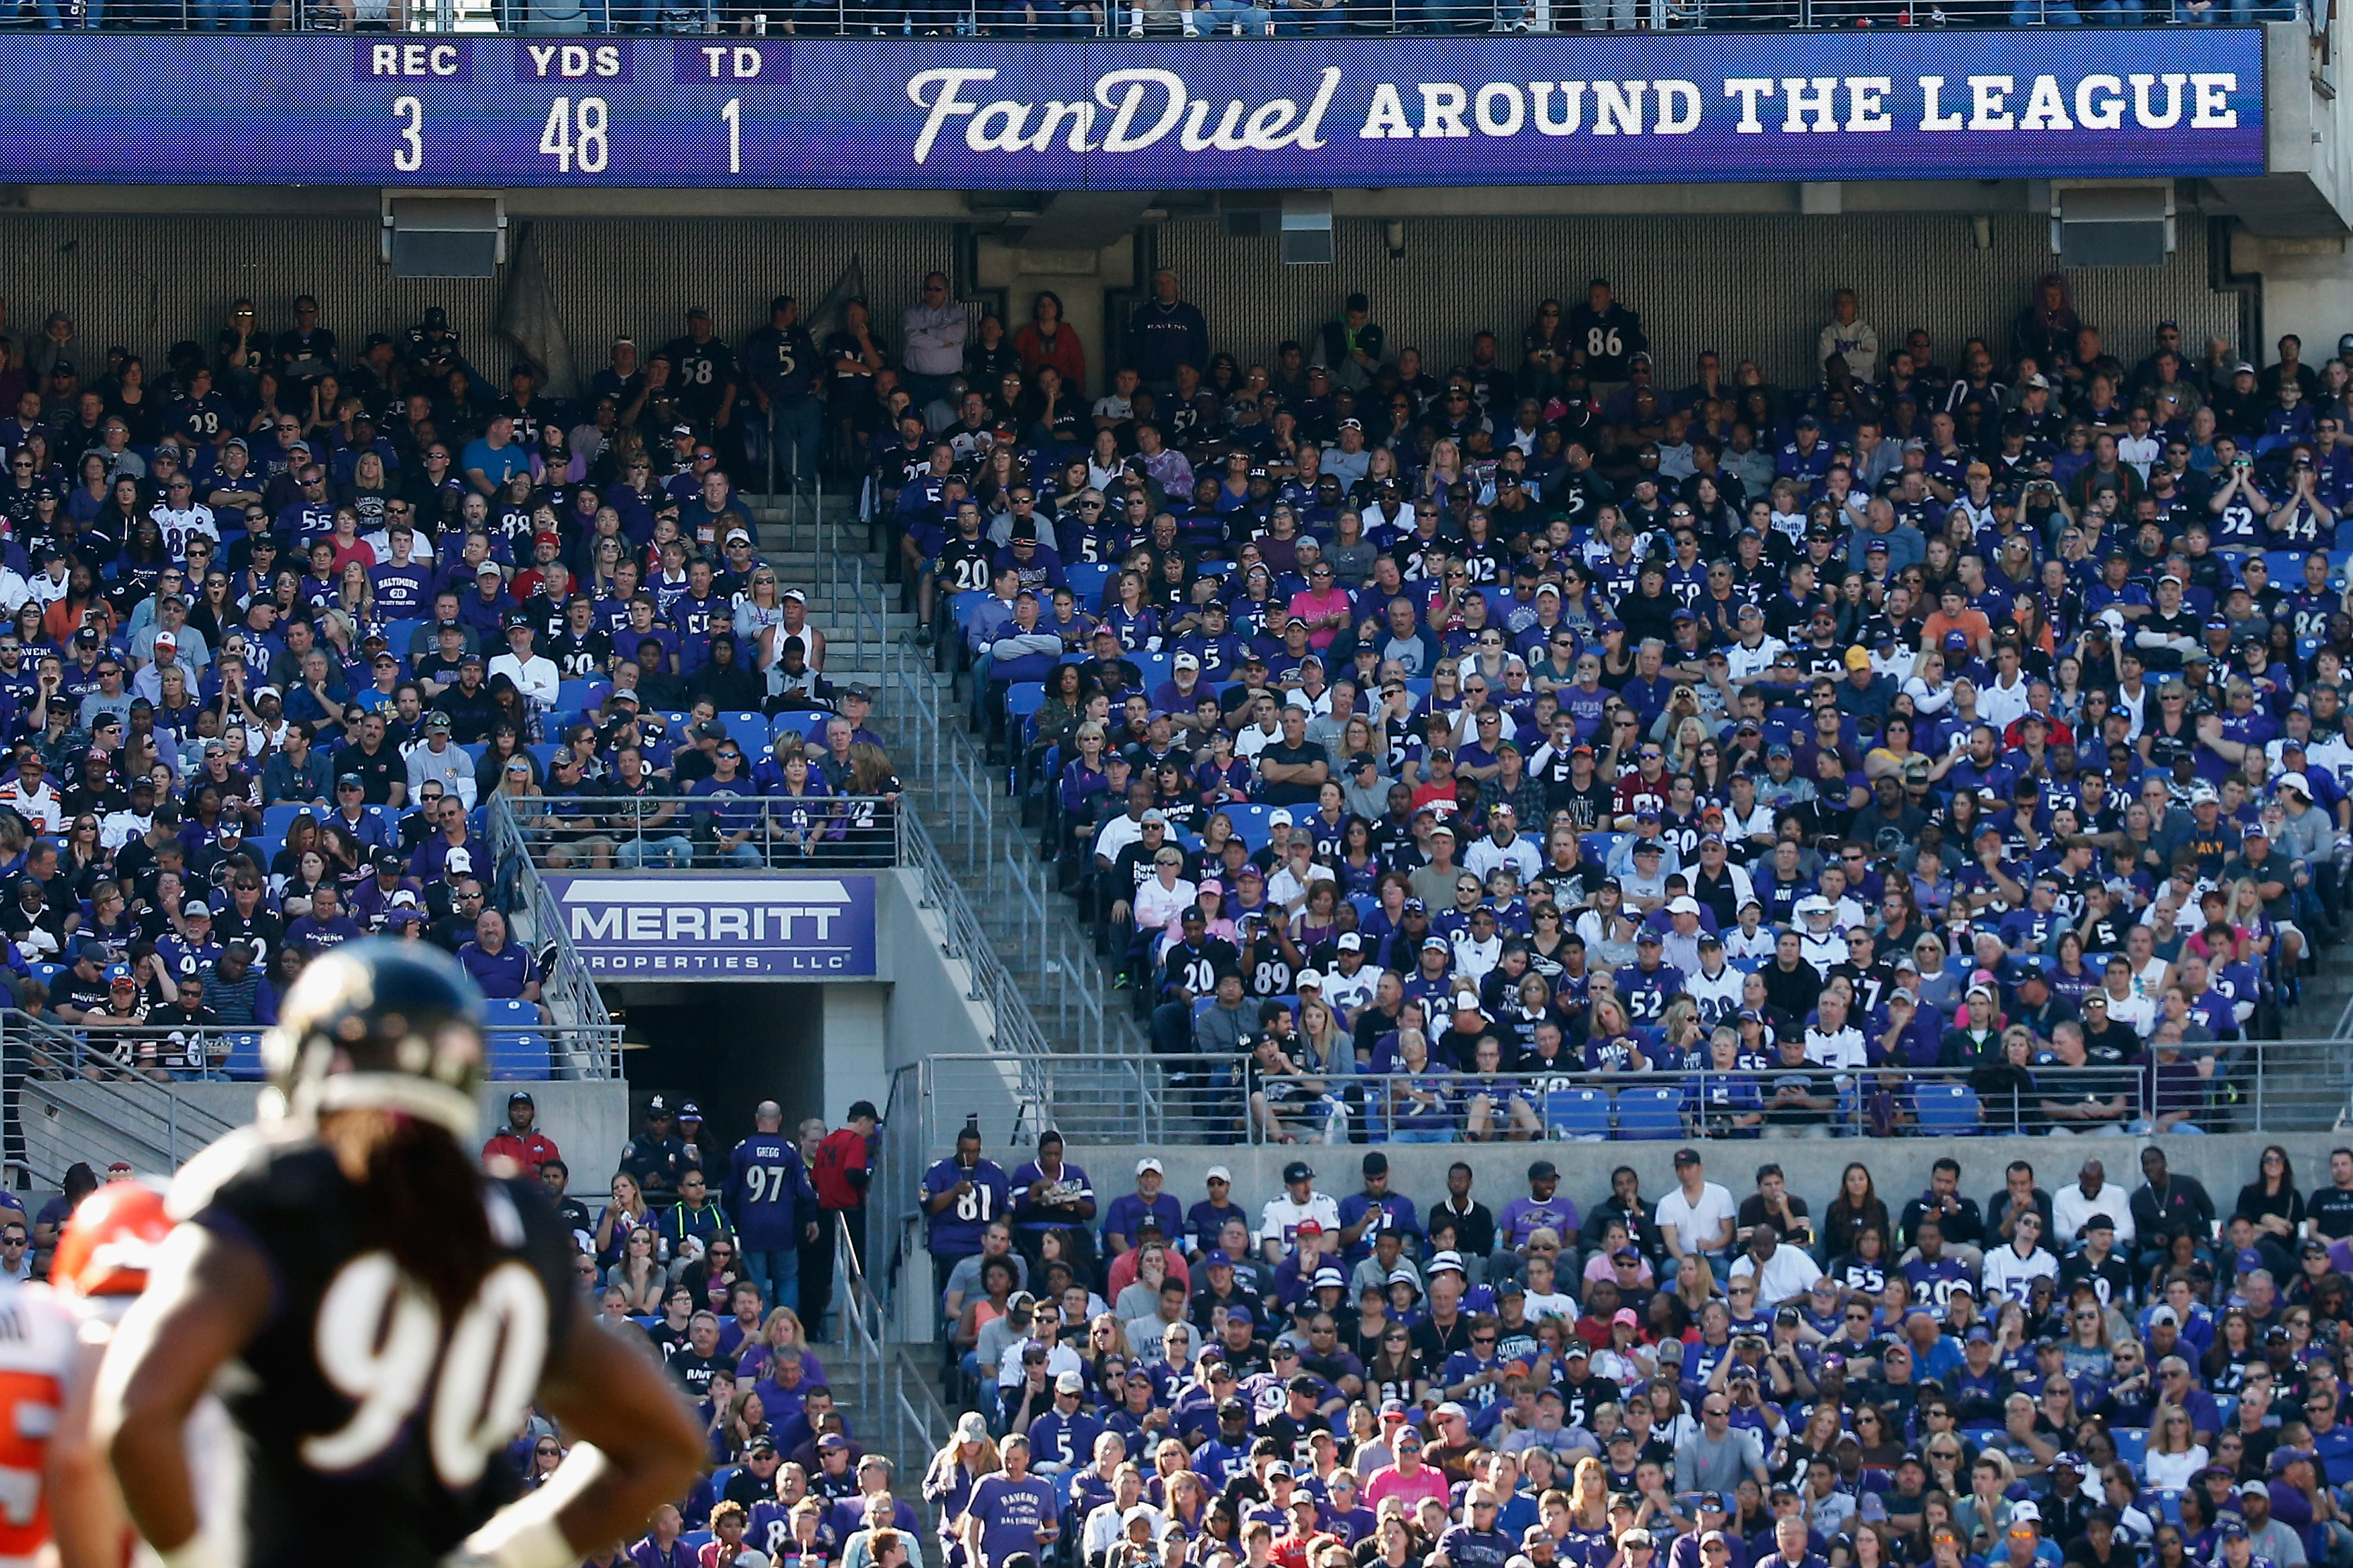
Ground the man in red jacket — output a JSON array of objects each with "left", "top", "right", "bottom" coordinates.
[
  {"left": 483, "top": 1088, "right": 561, "bottom": 1172},
  {"left": 812, "top": 1100, "right": 881, "bottom": 1307}
]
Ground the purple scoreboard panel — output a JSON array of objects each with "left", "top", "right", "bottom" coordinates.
[{"left": 0, "top": 30, "right": 2264, "bottom": 187}]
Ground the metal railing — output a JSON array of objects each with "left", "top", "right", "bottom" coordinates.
[
  {"left": 495, "top": 791, "right": 905, "bottom": 871},
  {"left": 828, "top": 1185, "right": 952, "bottom": 1477},
  {"left": 3, "top": 1008, "right": 243, "bottom": 1181},
  {"left": 8, "top": 1007, "right": 623, "bottom": 1085},
  {"left": 482, "top": 791, "right": 621, "bottom": 1053},
  {"left": 866, "top": 552, "right": 1136, "bottom": 1057},
  {"left": 893, "top": 1045, "right": 2353, "bottom": 1152},
  {"left": 897, "top": 807, "right": 1053, "bottom": 1060}
]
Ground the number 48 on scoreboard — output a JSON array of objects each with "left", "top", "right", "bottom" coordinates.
[{"left": 538, "top": 97, "right": 609, "bottom": 175}]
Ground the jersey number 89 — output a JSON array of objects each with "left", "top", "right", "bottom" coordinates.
[{"left": 304, "top": 1252, "right": 550, "bottom": 1488}]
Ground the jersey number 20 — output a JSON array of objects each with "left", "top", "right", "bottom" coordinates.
[{"left": 304, "top": 1252, "right": 550, "bottom": 1488}]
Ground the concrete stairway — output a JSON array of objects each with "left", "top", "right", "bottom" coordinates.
[{"left": 747, "top": 497, "right": 1142, "bottom": 1070}]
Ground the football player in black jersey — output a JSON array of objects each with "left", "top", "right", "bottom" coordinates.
[{"left": 95, "top": 940, "right": 702, "bottom": 1568}]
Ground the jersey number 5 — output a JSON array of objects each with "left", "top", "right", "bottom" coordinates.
[{"left": 304, "top": 1252, "right": 550, "bottom": 1488}]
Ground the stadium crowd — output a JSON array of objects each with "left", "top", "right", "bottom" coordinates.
[
  {"left": 884, "top": 1141, "right": 2353, "bottom": 1568},
  {"left": 0, "top": 290, "right": 899, "bottom": 1072},
  {"left": 851, "top": 268, "right": 2353, "bottom": 1141},
  {"left": 566, "top": 1129, "right": 2353, "bottom": 1568}
]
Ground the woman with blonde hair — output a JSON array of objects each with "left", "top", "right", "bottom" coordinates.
[
  {"left": 923, "top": 1411, "right": 1003, "bottom": 1552},
  {"left": 2142, "top": 1401, "right": 2209, "bottom": 1489},
  {"left": 1296, "top": 997, "right": 1353, "bottom": 1081},
  {"left": 1568, "top": 1455, "right": 1611, "bottom": 1530},
  {"left": 735, "top": 1305, "right": 825, "bottom": 1385}
]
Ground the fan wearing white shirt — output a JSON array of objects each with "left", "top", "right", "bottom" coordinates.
[
  {"left": 1980, "top": 1209, "right": 2059, "bottom": 1305},
  {"left": 1723, "top": 904, "right": 1777, "bottom": 963},
  {"left": 1801, "top": 992, "right": 1868, "bottom": 1081},
  {"left": 487, "top": 616, "right": 561, "bottom": 711},
  {"left": 1687, "top": 940, "right": 1746, "bottom": 1028},
  {"left": 1656, "top": 1151, "right": 1739, "bottom": 1272},
  {"left": 1727, "top": 1224, "right": 1823, "bottom": 1306},
  {"left": 1258, "top": 1161, "right": 1342, "bottom": 1262}
]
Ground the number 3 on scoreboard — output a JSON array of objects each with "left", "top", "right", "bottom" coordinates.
[
  {"left": 539, "top": 97, "right": 609, "bottom": 175},
  {"left": 392, "top": 96, "right": 423, "bottom": 174}
]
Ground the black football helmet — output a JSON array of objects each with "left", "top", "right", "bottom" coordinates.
[{"left": 263, "top": 939, "right": 488, "bottom": 1137}]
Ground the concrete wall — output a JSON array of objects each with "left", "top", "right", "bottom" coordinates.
[{"left": 25, "top": 1076, "right": 628, "bottom": 1193}]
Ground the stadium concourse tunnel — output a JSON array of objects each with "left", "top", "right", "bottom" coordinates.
[{"left": 616, "top": 984, "right": 831, "bottom": 1151}]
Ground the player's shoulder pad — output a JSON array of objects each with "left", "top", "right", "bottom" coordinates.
[{"left": 166, "top": 1123, "right": 330, "bottom": 1224}]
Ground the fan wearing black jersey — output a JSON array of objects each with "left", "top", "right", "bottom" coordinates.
[{"left": 94, "top": 940, "right": 702, "bottom": 1568}]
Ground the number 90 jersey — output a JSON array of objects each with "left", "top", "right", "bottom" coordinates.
[{"left": 173, "top": 1130, "right": 579, "bottom": 1568}]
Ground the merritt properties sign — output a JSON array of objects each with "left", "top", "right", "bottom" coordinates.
[{"left": 542, "top": 873, "right": 878, "bottom": 978}]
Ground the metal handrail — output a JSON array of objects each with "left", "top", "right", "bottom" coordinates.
[
  {"left": 483, "top": 791, "right": 618, "bottom": 1050},
  {"left": 897, "top": 807, "right": 1053, "bottom": 1059},
  {"left": 5, "top": 1007, "right": 244, "bottom": 1181},
  {"left": 495, "top": 790, "right": 906, "bottom": 871},
  {"left": 832, "top": 1190, "right": 951, "bottom": 1474},
  {"left": 900, "top": 1046, "right": 2353, "bottom": 1150},
  {"left": 6, "top": 1007, "right": 623, "bottom": 1083}
]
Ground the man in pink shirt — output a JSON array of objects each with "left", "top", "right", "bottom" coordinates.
[
  {"left": 1288, "top": 561, "right": 1354, "bottom": 652},
  {"left": 1362, "top": 1423, "right": 1450, "bottom": 1515}
]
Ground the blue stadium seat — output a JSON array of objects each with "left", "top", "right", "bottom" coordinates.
[
  {"left": 1614, "top": 1087, "right": 1684, "bottom": 1140},
  {"left": 1133, "top": 650, "right": 1172, "bottom": 690},
  {"left": 557, "top": 678, "right": 611, "bottom": 714},
  {"left": 1913, "top": 1083, "right": 1982, "bottom": 1135},
  {"left": 527, "top": 743, "right": 561, "bottom": 772},
  {"left": 383, "top": 618, "right": 427, "bottom": 657},
  {"left": 770, "top": 710, "right": 833, "bottom": 745},
  {"left": 2265, "top": 551, "right": 2312, "bottom": 583},
  {"left": 1543, "top": 1085, "right": 1611, "bottom": 1140},
  {"left": 1067, "top": 563, "right": 1113, "bottom": 607},
  {"left": 221, "top": 1033, "right": 266, "bottom": 1081},
  {"left": 1005, "top": 683, "right": 1049, "bottom": 741},
  {"left": 719, "top": 711, "right": 769, "bottom": 747},
  {"left": 459, "top": 743, "right": 488, "bottom": 765},
  {"left": 1223, "top": 803, "right": 1274, "bottom": 849},
  {"left": 949, "top": 590, "right": 993, "bottom": 629},
  {"left": 488, "top": 1031, "right": 550, "bottom": 1081},
  {"left": 261, "top": 804, "right": 318, "bottom": 842},
  {"left": 2112, "top": 1428, "right": 2149, "bottom": 1468},
  {"left": 1581, "top": 832, "right": 1625, "bottom": 865}
]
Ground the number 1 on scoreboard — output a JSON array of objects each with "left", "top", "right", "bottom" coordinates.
[{"left": 722, "top": 97, "right": 740, "bottom": 176}]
